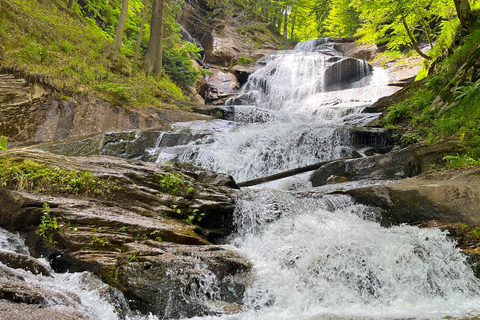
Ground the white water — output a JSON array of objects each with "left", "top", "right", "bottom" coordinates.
[
  {"left": 177, "top": 40, "right": 480, "bottom": 320},
  {"left": 0, "top": 227, "right": 157, "bottom": 320},
  {"left": 190, "top": 192, "right": 480, "bottom": 320}
]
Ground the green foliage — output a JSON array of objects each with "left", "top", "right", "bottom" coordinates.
[
  {"left": 36, "top": 203, "right": 62, "bottom": 244},
  {"left": 0, "top": 157, "right": 119, "bottom": 197},
  {"left": 454, "top": 80, "right": 480, "bottom": 101},
  {"left": 149, "top": 230, "right": 162, "bottom": 242},
  {"left": 157, "top": 172, "right": 185, "bottom": 195},
  {"left": 162, "top": 43, "right": 202, "bottom": 91},
  {"left": 128, "top": 253, "right": 138, "bottom": 262},
  {"left": 91, "top": 235, "right": 109, "bottom": 247},
  {"left": 324, "top": 0, "right": 359, "bottom": 37},
  {"left": 119, "top": 226, "right": 128, "bottom": 232},
  {"left": 156, "top": 171, "right": 195, "bottom": 196},
  {"left": 0, "top": 0, "right": 187, "bottom": 108},
  {"left": 236, "top": 55, "right": 254, "bottom": 65},
  {"left": 0, "top": 136, "right": 7, "bottom": 150},
  {"left": 185, "top": 209, "right": 205, "bottom": 225},
  {"left": 443, "top": 155, "right": 480, "bottom": 169},
  {"left": 384, "top": 89, "right": 434, "bottom": 125}
]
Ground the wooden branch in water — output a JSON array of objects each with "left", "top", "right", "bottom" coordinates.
[{"left": 237, "top": 157, "right": 350, "bottom": 188}]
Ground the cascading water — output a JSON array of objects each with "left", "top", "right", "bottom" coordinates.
[
  {"left": 165, "top": 39, "right": 480, "bottom": 320},
  {"left": 0, "top": 227, "right": 157, "bottom": 320},
  {"left": 154, "top": 39, "right": 397, "bottom": 183}
]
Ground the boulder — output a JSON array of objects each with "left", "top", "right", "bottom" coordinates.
[
  {"left": 345, "top": 168, "right": 480, "bottom": 226},
  {"left": 205, "top": 69, "right": 240, "bottom": 103},
  {"left": 0, "top": 149, "right": 250, "bottom": 319},
  {"left": 311, "top": 140, "right": 462, "bottom": 186},
  {"left": 324, "top": 58, "right": 373, "bottom": 88},
  {"left": 0, "top": 250, "right": 52, "bottom": 276},
  {"left": 0, "top": 73, "right": 210, "bottom": 145}
]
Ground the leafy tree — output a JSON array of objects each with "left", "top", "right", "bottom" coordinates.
[
  {"left": 112, "top": 0, "right": 130, "bottom": 51},
  {"left": 324, "top": 0, "right": 359, "bottom": 37},
  {"left": 144, "top": 0, "right": 165, "bottom": 77}
]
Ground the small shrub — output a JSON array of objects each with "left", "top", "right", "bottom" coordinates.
[
  {"left": 236, "top": 55, "right": 254, "bottom": 65},
  {"left": 157, "top": 172, "right": 185, "bottom": 195},
  {"left": 185, "top": 209, "right": 205, "bottom": 225},
  {"left": 36, "top": 203, "right": 62, "bottom": 244},
  {"left": 0, "top": 136, "right": 7, "bottom": 150}
]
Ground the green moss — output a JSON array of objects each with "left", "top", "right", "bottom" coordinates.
[{"left": 0, "top": 157, "right": 119, "bottom": 197}]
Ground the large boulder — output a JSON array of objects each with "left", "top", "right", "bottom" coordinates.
[
  {"left": 205, "top": 69, "right": 240, "bottom": 103},
  {"left": 0, "top": 149, "right": 250, "bottom": 318},
  {"left": 344, "top": 168, "right": 480, "bottom": 226},
  {"left": 311, "top": 140, "right": 462, "bottom": 186},
  {"left": 324, "top": 58, "right": 373, "bottom": 88}
]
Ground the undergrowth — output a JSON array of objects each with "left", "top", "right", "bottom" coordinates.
[
  {"left": 383, "top": 20, "right": 480, "bottom": 165},
  {"left": 0, "top": 157, "right": 119, "bottom": 197},
  {"left": 0, "top": 0, "right": 194, "bottom": 108}
]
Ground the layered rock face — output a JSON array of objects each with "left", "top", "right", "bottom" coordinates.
[
  {"left": 0, "top": 73, "right": 210, "bottom": 145},
  {"left": 0, "top": 149, "right": 250, "bottom": 318}
]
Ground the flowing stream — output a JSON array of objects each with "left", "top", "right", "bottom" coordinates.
[{"left": 168, "top": 39, "right": 480, "bottom": 319}]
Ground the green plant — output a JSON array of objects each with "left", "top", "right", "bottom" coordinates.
[
  {"left": 36, "top": 203, "right": 62, "bottom": 244},
  {"left": 185, "top": 209, "right": 205, "bottom": 225},
  {"left": 128, "top": 253, "right": 138, "bottom": 262},
  {"left": 236, "top": 55, "right": 254, "bottom": 65},
  {"left": 119, "top": 226, "right": 128, "bottom": 232},
  {"left": 157, "top": 172, "right": 187, "bottom": 195},
  {"left": 212, "top": 110, "right": 223, "bottom": 119},
  {"left": 0, "top": 157, "right": 119, "bottom": 197},
  {"left": 454, "top": 81, "right": 480, "bottom": 101},
  {"left": 91, "top": 235, "right": 109, "bottom": 247},
  {"left": 443, "top": 155, "right": 480, "bottom": 169},
  {"left": 471, "top": 227, "right": 480, "bottom": 238},
  {"left": 0, "top": 136, "right": 7, "bottom": 150},
  {"left": 150, "top": 230, "right": 163, "bottom": 242}
]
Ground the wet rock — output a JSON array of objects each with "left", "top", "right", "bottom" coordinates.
[
  {"left": 205, "top": 69, "right": 240, "bottom": 103},
  {"left": 324, "top": 58, "right": 373, "bottom": 88},
  {"left": 0, "top": 250, "right": 52, "bottom": 276},
  {"left": 0, "top": 149, "right": 249, "bottom": 318},
  {"left": 115, "top": 243, "right": 251, "bottom": 319},
  {"left": 37, "top": 129, "right": 207, "bottom": 161},
  {"left": 326, "top": 175, "right": 348, "bottom": 184},
  {"left": 311, "top": 140, "right": 461, "bottom": 186},
  {"left": 345, "top": 168, "right": 480, "bottom": 226}
]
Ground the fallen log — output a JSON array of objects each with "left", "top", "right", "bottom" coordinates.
[{"left": 237, "top": 157, "right": 350, "bottom": 187}]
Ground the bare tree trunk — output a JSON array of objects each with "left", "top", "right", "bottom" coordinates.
[
  {"left": 112, "top": 0, "right": 130, "bottom": 51},
  {"left": 144, "top": 0, "right": 164, "bottom": 77},
  {"left": 401, "top": 15, "right": 432, "bottom": 60},
  {"left": 134, "top": 0, "right": 149, "bottom": 63},
  {"left": 283, "top": 7, "right": 288, "bottom": 39},
  {"left": 290, "top": 10, "right": 296, "bottom": 39},
  {"left": 67, "top": 0, "right": 74, "bottom": 10},
  {"left": 420, "top": 18, "right": 433, "bottom": 48},
  {"left": 453, "top": 0, "right": 474, "bottom": 32}
]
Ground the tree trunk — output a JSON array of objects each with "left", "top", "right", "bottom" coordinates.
[
  {"left": 67, "top": 0, "right": 74, "bottom": 10},
  {"left": 112, "top": 0, "right": 130, "bottom": 51},
  {"left": 144, "top": 0, "right": 164, "bottom": 77},
  {"left": 283, "top": 7, "right": 288, "bottom": 39},
  {"left": 290, "top": 10, "right": 296, "bottom": 39},
  {"left": 134, "top": 0, "right": 149, "bottom": 64},
  {"left": 453, "top": 0, "right": 474, "bottom": 32},
  {"left": 401, "top": 15, "right": 432, "bottom": 60},
  {"left": 420, "top": 18, "right": 433, "bottom": 49}
]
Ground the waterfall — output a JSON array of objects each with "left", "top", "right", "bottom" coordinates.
[
  {"left": 0, "top": 227, "right": 156, "bottom": 320},
  {"left": 172, "top": 39, "right": 480, "bottom": 320},
  {"left": 189, "top": 192, "right": 480, "bottom": 320}
]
